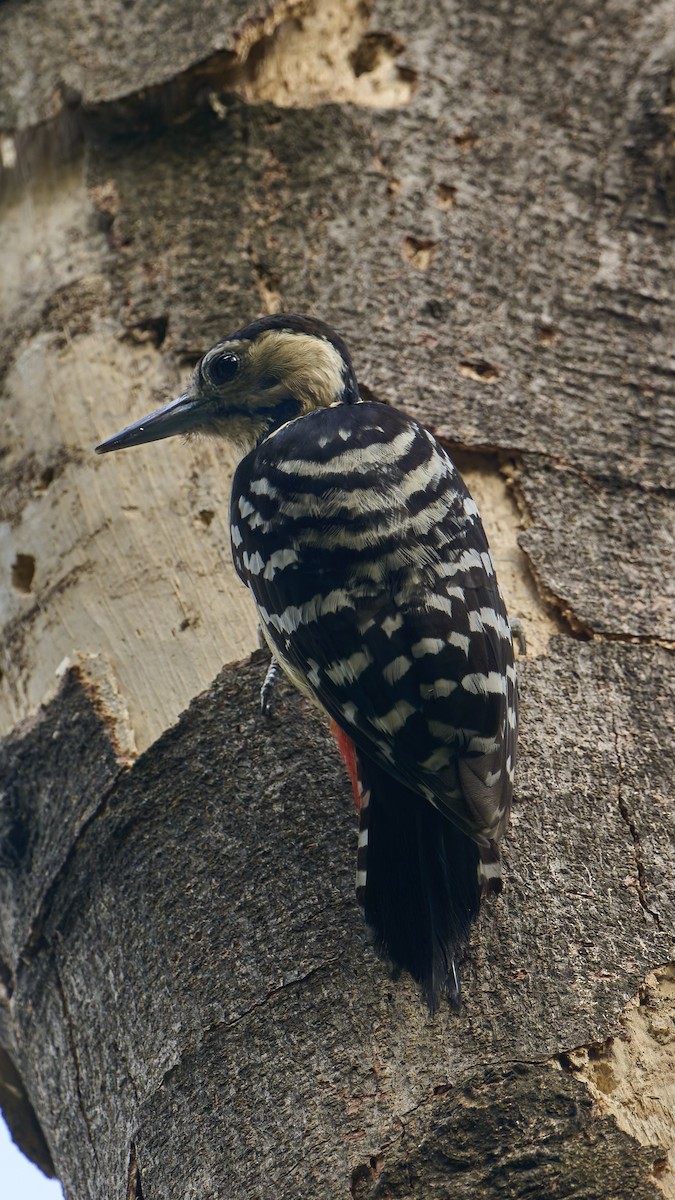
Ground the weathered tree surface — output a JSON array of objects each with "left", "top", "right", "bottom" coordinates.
[{"left": 0, "top": 1, "right": 673, "bottom": 1198}]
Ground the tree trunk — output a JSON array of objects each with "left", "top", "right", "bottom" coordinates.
[{"left": 1, "top": 2, "right": 673, "bottom": 1198}]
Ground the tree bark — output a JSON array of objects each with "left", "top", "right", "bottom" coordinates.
[{"left": 1, "top": 1, "right": 674, "bottom": 1198}]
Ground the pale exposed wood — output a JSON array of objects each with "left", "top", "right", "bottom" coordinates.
[
  {"left": 562, "top": 966, "right": 675, "bottom": 1200},
  {"left": 456, "top": 454, "right": 560, "bottom": 659},
  {"left": 1, "top": 173, "right": 259, "bottom": 750},
  {"left": 1, "top": 323, "right": 259, "bottom": 750},
  {"left": 229, "top": 0, "right": 416, "bottom": 109}
]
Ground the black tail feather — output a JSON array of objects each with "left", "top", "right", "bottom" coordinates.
[{"left": 357, "top": 758, "right": 481, "bottom": 1010}]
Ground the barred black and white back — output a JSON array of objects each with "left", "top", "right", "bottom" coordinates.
[{"left": 231, "top": 398, "right": 517, "bottom": 1004}]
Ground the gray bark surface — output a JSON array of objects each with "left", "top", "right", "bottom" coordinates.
[
  {"left": 0, "top": 0, "right": 674, "bottom": 1197},
  {"left": 1, "top": 649, "right": 673, "bottom": 1198}
]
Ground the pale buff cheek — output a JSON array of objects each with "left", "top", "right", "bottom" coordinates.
[{"left": 249, "top": 330, "right": 345, "bottom": 409}]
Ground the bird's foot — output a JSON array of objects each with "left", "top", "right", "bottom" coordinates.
[
  {"left": 260, "top": 658, "right": 281, "bottom": 716},
  {"left": 510, "top": 616, "right": 527, "bottom": 655}
]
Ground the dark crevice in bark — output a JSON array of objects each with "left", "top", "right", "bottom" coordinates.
[
  {"left": 53, "top": 956, "right": 99, "bottom": 1163},
  {"left": 505, "top": 548, "right": 591, "bottom": 645},
  {"left": 147, "top": 955, "right": 346, "bottom": 1106},
  {"left": 91, "top": 958, "right": 356, "bottom": 1191},
  {"left": 17, "top": 770, "right": 126, "bottom": 975},
  {"left": 612, "top": 716, "right": 663, "bottom": 929},
  {"left": 127, "top": 1141, "right": 144, "bottom": 1200},
  {"left": 0, "top": 954, "right": 15, "bottom": 1000},
  {"left": 577, "top": 628, "right": 674, "bottom": 650},
  {"left": 441, "top": 436, "right": 675, "bottom": 501},
  {"left": 386, "top": 426, "right": 672, "bottom": 651},
  {"left": 202, "top": 954, "right": 338, "bottom": 1036},
  {"left": 501, "top": 458, "right": 674, "bottom": 651},
  {"left": 432, "top": 438, "right": 585, "bottom": 647}
]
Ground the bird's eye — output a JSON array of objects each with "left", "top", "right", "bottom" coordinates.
[{"left": 203, "top": 352, "right": 239, "bottom": 386}]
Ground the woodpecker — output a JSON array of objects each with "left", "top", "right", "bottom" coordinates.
[{"left": 96, "top": 314, "right": 518, "bottom": 1008}]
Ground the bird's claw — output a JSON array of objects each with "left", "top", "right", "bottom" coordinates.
[
  {"left": 510, "top": 616, "right": 527, "bottom": 656},
  {"left": 260, "top": 658, "right": 281, "bottom": 716}
]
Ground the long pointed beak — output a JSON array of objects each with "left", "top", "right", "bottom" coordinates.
[{"left": 95, "top": 392, "right": 202, "bottom": 454}]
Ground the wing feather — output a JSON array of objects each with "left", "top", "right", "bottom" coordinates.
[{"left": 231, "top": 402, "right": 516, "bottom": 845}]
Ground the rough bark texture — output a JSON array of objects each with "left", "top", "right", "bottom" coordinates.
[{"left": 0, "top": 0, "right": 674, "bottom": 1198}]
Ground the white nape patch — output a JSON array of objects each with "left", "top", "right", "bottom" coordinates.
[
  {"left": 468, "top": 608, "right": 512, "bottom": 639},
  {"left": 464, "top": 497, "right": 480, "bottom": 517},
  {"left": 242, "top": 550, "right": 265, "bottom": 575},
  {"left": 381, "top": 612, "right": 404, "bottom": 637},
  {"left": 249, "top": 476, "right": 280, "bottom": 499},
  {"left": 274, "top": 426, "right": 417, "bottom": 477},
  {"left": 342, "top": 700, "right": 359, "bottom": 723},
  {"left": 461, "top": 671, "right": 508, "bottom": 695},
  {"left": 230, "top": 523, "right": 243, "bottom": 548},
  {"left": 411, "top": 637, "right": 445, "bottom": 658},
  {"left": 382, "top": 655, "right": 412, "bottom": 684},
  {"left": 326, "top": 649, "right": 373, "bottom": 687},
  {"left": 262, "top": 548, "right": 299, "bottom": 579},
  {"left": 420, "top": 678, "right": 458, "bottom": 700},
  {"left": 372, "top": 700, "right": 416, "bottom": 734}
]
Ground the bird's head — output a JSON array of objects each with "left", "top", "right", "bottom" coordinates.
[{"left": 96, "top": 314, "right": 359, "bottom": 456}]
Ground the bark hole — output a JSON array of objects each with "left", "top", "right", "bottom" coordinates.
[{"left": 11, "top": 554, "right": 36, "bottom": 594}]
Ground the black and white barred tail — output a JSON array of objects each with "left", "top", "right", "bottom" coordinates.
[{"left": 355, "top": 754, "right": 483, "bottom": 1009}]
